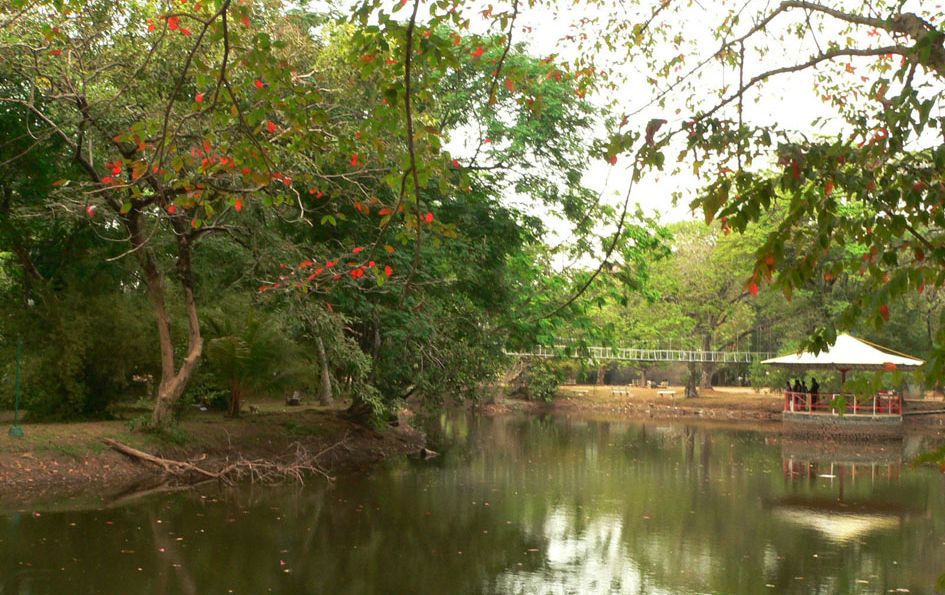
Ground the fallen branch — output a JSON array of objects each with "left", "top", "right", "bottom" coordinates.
[{"left": 103, "top": 434, "right": 347, "bottom": 485}]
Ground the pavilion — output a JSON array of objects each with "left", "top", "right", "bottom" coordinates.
[{"left": 762, "top": 334, "right": 924, "bottom": 419}]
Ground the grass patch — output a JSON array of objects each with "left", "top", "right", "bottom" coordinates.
[
  {"left": 281, "top": 420, "right": 326, "bottom": 437},
  {"left": 37, "top": 442, "right": 86, "bottom": 460}
]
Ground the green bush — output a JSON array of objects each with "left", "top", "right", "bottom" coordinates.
[
  {"left": 0, "top": 288, "right": 158, "bottom": 420},
  {"left": 508, "top": 358, "right": 563, "bottom": 402}
]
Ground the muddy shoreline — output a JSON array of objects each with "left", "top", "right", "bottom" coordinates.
[{"left": 0, "top": 407, "right": 422, "bottom": 512}]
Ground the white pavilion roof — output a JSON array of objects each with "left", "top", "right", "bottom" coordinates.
[{"left": 761, "top": 334, "right": 924, "bottom": 372}]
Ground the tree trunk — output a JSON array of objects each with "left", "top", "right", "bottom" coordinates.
[
  {"left": 685, "top": 361, "right": 699, "bottom": 398},
  {"left": 228, "top": 380, "right": 242, "bottom": 417},
  {"left": 129, "top": 214, "right": 203, "bottom": 427},
  {"left": 316, "top": 336, "right": 333, "bottom": 406},
  {"left": 699, "top": 333, "right": 714, "bottom": 389}
]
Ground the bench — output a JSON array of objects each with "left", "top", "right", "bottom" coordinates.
[
  {"left": 657, "top": 390, "right": 676, "bottom": 399},
  {"left": 611, "top": 387, "right": 631, "bottom": 397}
]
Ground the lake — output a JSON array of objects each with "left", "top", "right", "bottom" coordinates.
[{"left": 2, "top": 413, "right": 944, "bottom": 594}]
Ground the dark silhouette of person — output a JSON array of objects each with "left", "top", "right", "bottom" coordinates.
[{"left": 810, "top": 377, "right": 820, "bottom": 405}]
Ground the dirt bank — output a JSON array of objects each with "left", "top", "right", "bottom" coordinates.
[
  {"left": 0, "top": 404, "right": 422, "bottom": 511},
  {"left": 481, "top": 385, "right": 945, "bottom": 434}
]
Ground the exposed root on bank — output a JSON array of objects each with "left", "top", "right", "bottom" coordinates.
[{"left": 103, "top": 435, "right": 348, "bottom": 485}]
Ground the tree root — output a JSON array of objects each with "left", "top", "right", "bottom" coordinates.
[{"left": 103, "top": 435, "right": 347, "bottom": 486}]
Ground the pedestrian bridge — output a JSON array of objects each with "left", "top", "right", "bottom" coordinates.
[{"left": 505, "top": 345, "right": 774, "bottom": 363}]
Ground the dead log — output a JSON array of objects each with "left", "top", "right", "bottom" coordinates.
[
  {"left": 103, "top": 439, "right": 221, "bottom": 480},
  {"left": 103, "top": 436, "right": 346, "bottom": 485}
]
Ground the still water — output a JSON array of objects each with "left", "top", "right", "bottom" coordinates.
[{"left": 2, "top": 414, "right": 945, "bottom": 594}]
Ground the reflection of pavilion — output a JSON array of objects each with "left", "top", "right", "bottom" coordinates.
[
  {"left": 770, "top": 439, "right": 912, "bottom": 543},
  {"left": 781, "top": 439, "right": 902, "bottom": 483}
]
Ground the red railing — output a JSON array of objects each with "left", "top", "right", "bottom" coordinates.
[{"left": 783, "top": 391, "right": 902, "bottom": 416}]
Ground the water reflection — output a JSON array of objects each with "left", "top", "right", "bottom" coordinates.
[{"left": 1, "top": 414, "right": 943, "bottom": 594}]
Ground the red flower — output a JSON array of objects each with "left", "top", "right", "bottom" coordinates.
[
  {"left": 101, "top": 176, "right": 114, "bottom": 184},
  {"left": 49, "top": 49, "right": 62, "bottom": 57},
  {"left": 240, "top": 15, "right": 251, "bottom": 27},
  {"left": 471, "top": 47, "right": 484, "bottom": 59},
  {"left": 180, "top": 27, "right": 192, "bottom": 36},
  {"left": 326, "top": 260, "right": 336, "bottom": 268},
  {"left": 85, "top": 205, "right": 97, "bottom": 218},
  {"left": 351, "top": 153, "right": 359, "bottom": 167},
  {"left": 299, "top": 259, "right": 314, "bottom": 269},
  {"left": 241, "top": 167, "right": 250, "bottom": 176},
  {"left": 166, "top": 204, "right": 177, "bottom": 215},
  {"left": 266, "top": 120, "right": 277, "bottom": 133},
  {"left": 255, "top": 79, "right": 265, "bottom": 89},
  {"left": 368, "top": 261, "right": 375, "bottom": 268},
  {"left": 879, "top": 304, "right": 889, "bottom": 321},
  {"left": 235, "top": 198, "right": 244, "bottom": 212},
  {"left": 451, "top": 159, "right": 460, "bottom": 168},
  {"left": 607, "top": 155, "right": 617, "bottom": 165},
  {"left": 747, "top": 281, "right": 759, "bottom": 297},
  {"left": 378, "top": 208, "right": 393, "bottom": 216},
  {"left": 424, "top": 212, "right": 434, "bottom": 223},
  {"left": 384, "top": 265, "right": 393, "bottom": 277},
  {"left": 825, "top": 180, "right": 834, "bottom": 196},
  {"left": 352, "top": 246, "right": 364, "bottom": 254},
  {"left": 147, "top": 19, "right": 156, "bottom": 32},
  {"left": 167, "top": 16, "right": 179, "bottom": 30},
  {"left": 195, "top": 92, "right": 204, "bottom": 103},
  {"left": 307, "top": 273, "right": 318, "bottom": 281}
]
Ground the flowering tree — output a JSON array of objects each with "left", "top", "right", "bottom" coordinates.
[{"left": 0, "top": 1, "right": 388, "bottom": 424}]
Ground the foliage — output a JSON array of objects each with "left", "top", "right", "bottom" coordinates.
[
  {"left": 0, "top": 263, "right": 157, "bottom": 420},
  {"left": 203, "top": 305, "right": 307, "bottom": 415},
  {"left": 507, "top": 358, "right": 563, "bottom": 402},
  {"left": 8, "top": 0, "right": 942, "bottom": 425}
]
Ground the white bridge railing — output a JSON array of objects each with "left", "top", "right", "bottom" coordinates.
[{"left": 504, "top": 345, "right": 773, "bottom": 363}]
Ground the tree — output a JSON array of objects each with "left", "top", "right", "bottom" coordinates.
[
  {"left": 0, "top": 1, "right": 408, "bottom": 424},
  {"left": 203, "top": 309, "right": 304, "bottom": 416}
]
